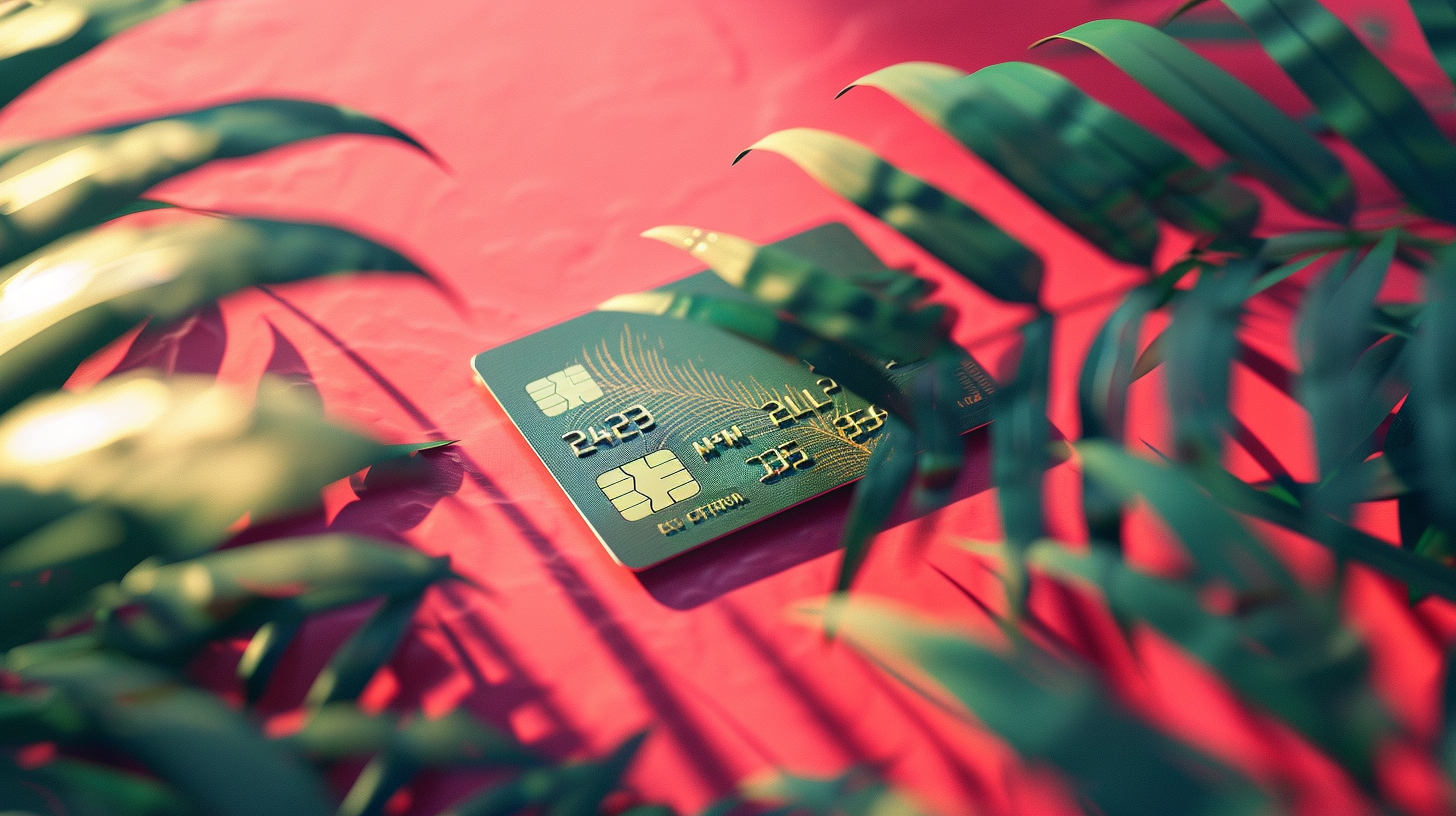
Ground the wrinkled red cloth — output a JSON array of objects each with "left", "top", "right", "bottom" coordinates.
[{"left": 48, "top": 1, "right": 1456, "bottom": 814}]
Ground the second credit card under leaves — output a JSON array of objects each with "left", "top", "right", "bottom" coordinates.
[{"left": 470, "top": 223, "right": 995, "bottom": 569}]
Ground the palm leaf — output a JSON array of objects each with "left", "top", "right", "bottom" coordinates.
[
  {"left": 0, "top": 214, "right": 425, "bottom": 412},
  {"left": 1223, "top": 0, "right": 1456, "bottom": 223},
  {"left": 1039, "top": 18, "right": 1352, "bottom": 223},
  {"left": 0, "top": 99, "right": 426, "bottom": 266}
]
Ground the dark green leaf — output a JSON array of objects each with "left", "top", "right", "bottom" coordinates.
[
  {"left": 108, "top": 535, "right": 449, "bottom": 657},
  {"left": 737, "top": 129, "right": 1042, "bottom": 303},
  {"left": 0, "top": 686, "right": 89, "bottom": 743},
  {"left": 845, "top": 62, "right": 1162, "bottom": 265},
  {"left": 0, "top": 214, "right": 424, "bottom": 412},
  {"left": 1166, "top": 258, "right": 1259, "bottom": 462},
  {"left": 305, "top": 589, "right": 425, "bottom": 709},
  {"left": 1040, "top": 19, "right": 1352, "bottom": 223},
  {"left": 1078, "top": 441, "right": 1295, "bottom": 592},
  {"left": 0, "top": 0, "right": 193, "bottom": 110},
  {"left": 956, "top": 61, "right": 1262, "bottom": 244},
  {"left": 1, "top": 756, "right": 189, "bottom": 816},
  {"left": 1296, "top": 237, "right": 1393, "bottom": 486},
  {"left": 1248, "top": 252, "right": 1325, "bottom": 296},
  {"left": 287, "top": 704, "right": 540, "bottom": 767},
  {"left": 1222, "top": 0, "right": 1456, "bottom": 223},
  {"left": 1414, "top": 246, "right": 1456, "bottom": 534},
  {"left": 811, "top": 597, "right": 1267, "bottom": 816},
  {"left": 1411, "top": 0, "right": 1456, "bottom": 88},
  {"left": 1032, "top": 544, "right": 1387, "bottom": 782},
  {"left": 15, "top": 651, "right": 333, "bottom": 816},
  {"left": 0, "top": 375, "right": 386, "bottom": 555},
  {"left": 1195, "top": 462, "right": 1456, "bottom": 601},
  {"left": 237, "top": 615, "right": 302, "bottom": 702},
  {"left": 834, "top": 416, "right": 914, "bottom": 594},
  {"left": 0, "top": 99, "right": 426, "bottom": 267},
  {"left": 1079, "top": 286, "right": 1158, "bottom": 545}
]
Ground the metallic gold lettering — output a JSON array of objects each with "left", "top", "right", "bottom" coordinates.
[{"left": 694, "top": 425, "right": 749, "bottom": 460}]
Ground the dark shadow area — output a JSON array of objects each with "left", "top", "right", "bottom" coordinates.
[
  {"left": 262, "top": 286, "right": 744, "bottom": 795},
  {"left": 110, "top": 303, "right": 228, "bottom": 376},
  {"left": 637, "top": 426, "right": 992, "bottom": 609}
]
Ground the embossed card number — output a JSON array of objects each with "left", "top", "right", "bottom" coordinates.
[
  {"left": 745, "top": 440, "right": 814, "bottom": 483},
  {"left": 563, "top": 404, "right": 655, "bottom": 457}
]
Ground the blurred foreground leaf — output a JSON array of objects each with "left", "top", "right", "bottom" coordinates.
[{"left": 0, "top": 214, "right": 424, "bottom": 412}]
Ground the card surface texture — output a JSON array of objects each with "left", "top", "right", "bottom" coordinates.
[{"left": 470, "top": 224, "right": 995, "bottom": 569}]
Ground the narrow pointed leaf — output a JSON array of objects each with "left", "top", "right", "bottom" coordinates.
[
  {"left": 1041, "top": 19, "right": 1352, "bottom": 222},
  {"left": 835, "top": 416, "right": 914, "bottom": 593},
  {"left": 1033, "top": 545, "right": 1386, "bottom": 780},
  {"left": 1411, "top": 0, "right": 1456, "bottom": 87},
  {"left": 1080, "top": 286, "right": 1158, "bottom": 545},
  {"left": 737, "top": 129, "right": 1041, "bottom": 302},
  {"left": 15, "top": 651, "right": 333, "bottom": 816},
  {"left": 846, "top": 62, "right": 1162, "bottom": 265},
  {"left": 1414, "top": 246, "right": 1456, "bottom": 533},
  {"left": 0, "top": 0, "right": 194, "bottom": 110},
  {"left": 1078, "top": 440, "right": 1295, "bottom": 591},
  {"left": 641, "top": 225, "right": 949, "bottom": 362},
  {"left": 1195, "top": 462, "right": 1456, "bottom": 601},
  {"left": 0, "top": 214, "right": 424, "bottom": 412},
  {"left": 1222, "top": 0, "right": 1456, "bottom": 223},
  {"left": 237, "top": 616, "right": 302, "bottom": 703},
  {"left": 994, "top": 314, "right": 1052, "bottom": 550},
  {"left": 1166, "top": 258, "right": 1259, "bottom": 461},
  {"left": 0, "top": 99, "right": 425, "bottom": 267},
  {"left": 305, "top": 588, "right": 425, "bottom": 708},
  {"left": 112, "top": 535, "right": 448, "bottom": 657},
  {"left": 1296, "top": 238, "right": 1395, "bottom": 513},
  {"left": 809, "top": 597, "right": 1267, "bottom": 816}
]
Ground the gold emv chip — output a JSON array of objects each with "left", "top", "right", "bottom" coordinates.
[{"left": 596, "top": 450, "right": 700, "bottom": 521}]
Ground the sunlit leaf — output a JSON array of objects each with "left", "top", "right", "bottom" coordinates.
[
  {"left": 807, "top": 596, "right": 1266, "bottom": 816},
  {"left": 0, "top": 214, "right": 424, "bottom": 412},
  {"left": 0, "top": 375, "right": 386, "bottom": 554},
  {"left": 236, "top": 615, "right": 301, "bottom": 702},
  {"left": 14, "top": 651, "right": 333, "bottom": 816},
  {"left": 845, "top": 62, "right": 1162, "bottom": 265},
  {"left": 0, "top": 100, "right": 425, "bottom": 268},
  {"left": 742, "top": 769, "right": 931, "bottom": 816},
  {"left": 0, "top": 0, "right": 194, "bottom": 110},
  {"left": 641, "top": 225, "right": 949, "bottom": 363},
  {"left": 1040, "top": 19, "right": 1352, "bottom": 223},
  {"left": 1222, "top": 0, "right": 1456, "bottom": 223},
  {"left": 108, "top": 534, "right": 449, "bottom": 659},
  {"left": 737, "top": 128, "right": 1042, "bottom": 303},
  {"left": 598, "top": 288, "right": 910, "bottom": 419}
]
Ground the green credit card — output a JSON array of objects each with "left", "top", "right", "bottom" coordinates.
[{"left": 470, "top": 223, "right": 995, "bottom": 569}]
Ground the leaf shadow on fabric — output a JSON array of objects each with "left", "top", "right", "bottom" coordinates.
[{"left": 637, "top": 426, "right": 994, "bottom": 609}]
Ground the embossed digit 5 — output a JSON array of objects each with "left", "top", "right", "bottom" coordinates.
[{"left": 780, "top": 440, "right": 814, "bottom": 470}]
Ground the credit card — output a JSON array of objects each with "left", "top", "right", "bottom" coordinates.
[{"left": 470, "top": 223, "right": 995, "bottom": 569}]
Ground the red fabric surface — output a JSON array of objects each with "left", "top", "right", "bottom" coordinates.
[{"left": 33, "top": 0, "right": 1456, "bottom": 813}]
